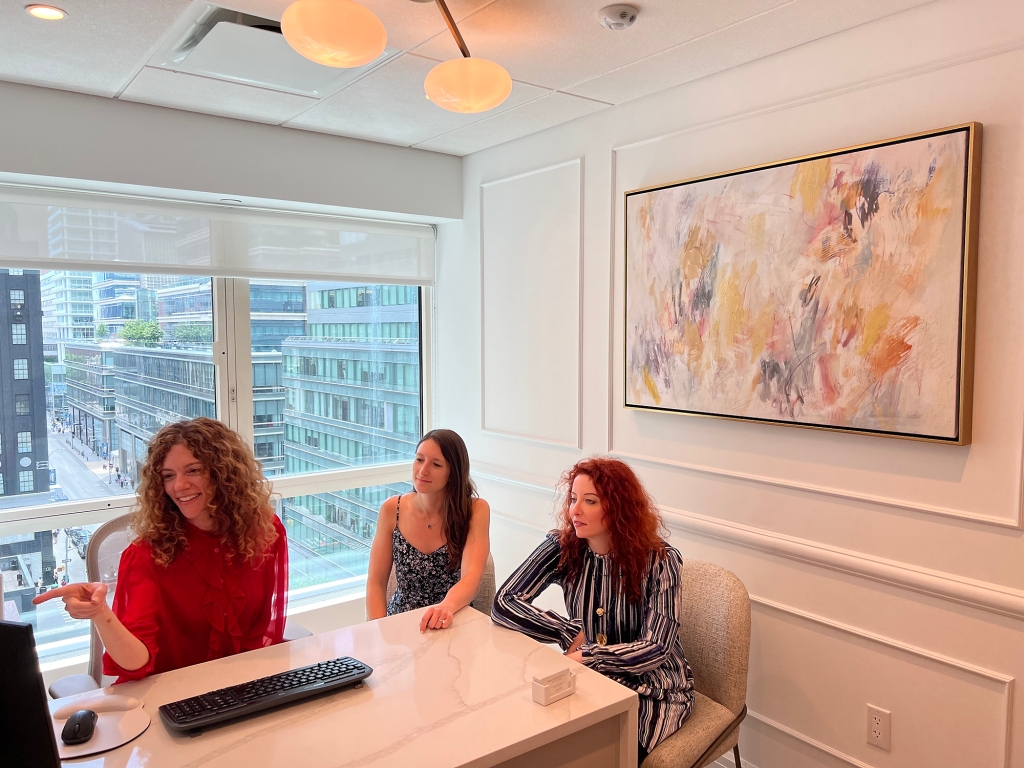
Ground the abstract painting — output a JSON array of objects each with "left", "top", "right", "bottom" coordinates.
[{"left": 625, "top": 124, "right": 980, "bottom": 443}]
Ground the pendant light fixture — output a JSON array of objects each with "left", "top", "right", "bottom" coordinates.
[
  {"left": 281, "top": 0, "right": 387, "bottom": 68},
  {"left": 424, "top": 0, "right": 512, "bottom": 113}
]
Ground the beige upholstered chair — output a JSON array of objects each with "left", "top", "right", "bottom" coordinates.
[
  {"left": 380, "top": 551, "right": 496, "bottom": 616},
  {"left": 47, "top": 513, "right": 311, "bottom": 699},
  {"left": 643, "top": 560, "right": 751, "bottom": 768}
]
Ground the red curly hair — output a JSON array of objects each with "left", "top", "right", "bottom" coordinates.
[{"left": 556, "top": 457, "right": 667, "bottom": 602}]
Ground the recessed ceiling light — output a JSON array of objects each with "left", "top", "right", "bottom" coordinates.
[{"left": 26, "top": 4, "right": 67, "bottom": 20}]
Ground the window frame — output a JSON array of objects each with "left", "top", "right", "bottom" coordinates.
[{"left": 0, "top": 266, "right": 433, "bottom": 670}]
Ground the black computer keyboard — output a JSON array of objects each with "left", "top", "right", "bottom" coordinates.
[{"left": 158, "top": 656, "right": 372, "bottom": 732}]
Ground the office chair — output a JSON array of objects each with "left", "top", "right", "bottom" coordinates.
[
  {"left": 47, "top": 513, "right": 312, "bottom": 699},
  {"left": 380, "top": 551, "right": 497, "bottom": 616},
  {"left": 642, "top": 560, "right": 751, "bottom": 768}
]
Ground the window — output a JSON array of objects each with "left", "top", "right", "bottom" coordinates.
[
  {"left": 271, "top": 281, "right": 421, "bottom": 479},
  {"left": 279, "top": 482, "right": 409, "bottom": 607},
  {"left": 8, "top": 268, "right": 23, "bottom": 275},
  {"left": 0, "top": 475, "right": 4, "bottom": 494},
  {"left": 0, "top": 197, "right": 432, "bottom": 665}
]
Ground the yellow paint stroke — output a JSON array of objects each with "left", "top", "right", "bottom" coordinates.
[
  {"left": 684, "top": 318, "right": 705, "bottom": 370},
  {"left": 749, "top": 300, "right": 774, "bottom": 361},
  {"left": 857, "top": 304, "right": 890, "bottom": 358},
  {"left": 747, "top": 212, "right": 767, "bottom": 250},
  {"left": 716, "top": 267, "right": 747, "bottom": 349},
  {"left": 790, "top": 158, "right": 832, "bottom": 218},
  {"left": 641, "top": 367, "right": 662, "bottom": 405},
  {"left": 680, "top": 220, "right": 716, "bottom": 281}
]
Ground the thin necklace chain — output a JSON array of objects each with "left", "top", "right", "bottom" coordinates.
[{"left": 415, "top": 494, "right": 442, "bottom": 529}]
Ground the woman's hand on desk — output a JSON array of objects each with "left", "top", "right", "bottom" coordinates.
[
  {"left": 33, "top": 582, "right": 109, "bottom": 620},
  {"left": 420, "top": 602, "right": 456, "bottom": 633}
]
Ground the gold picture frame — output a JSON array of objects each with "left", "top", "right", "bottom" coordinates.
[{"left": 624, "top": 122, "right": 982, "bottom": 444}]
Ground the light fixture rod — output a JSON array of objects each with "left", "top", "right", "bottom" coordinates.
[{"left": 434, "top": 0, "right": 471, "bottom": 58}]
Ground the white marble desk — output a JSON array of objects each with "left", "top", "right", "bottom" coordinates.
[{"left": 58, "top": 607, "right": 638, "bottom": 768}]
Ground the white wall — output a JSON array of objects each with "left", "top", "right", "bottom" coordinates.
[
  {"left": 436, "top": 0, "right": 1024, "bottom": 766},
  {"left": 0, "top": 80, "right": 462, "bottom": 220}
]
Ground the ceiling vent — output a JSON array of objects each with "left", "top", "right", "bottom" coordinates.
[
  {"left": 598, "top": 4, "right": 639, "bottom": 31},
  {"left": 147, "top": 3, "right": 397, "bottom": 99}
]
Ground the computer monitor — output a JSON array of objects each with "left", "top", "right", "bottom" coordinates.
[{"left": 0, "top": 620, "right": 62, "bottom": 768}]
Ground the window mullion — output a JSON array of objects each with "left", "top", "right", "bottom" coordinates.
[{"left": 229, "top": 278, "right": 254, "bottom": 447}]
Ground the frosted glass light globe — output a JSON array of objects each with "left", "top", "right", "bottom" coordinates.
[
  {"left": 424, "top": 58, "right": 513, "bottom": 114},
  {"left": 282, "top": 0, "right": 387, "bottom": 68}
]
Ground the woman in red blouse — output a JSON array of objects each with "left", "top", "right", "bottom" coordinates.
[{"left": 34, "top": 418, "right": 288, "bottom": 682}]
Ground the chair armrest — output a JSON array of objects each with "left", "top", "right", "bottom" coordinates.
[{"left": 48, "top": 673, "right": 101, "bottom": 700}]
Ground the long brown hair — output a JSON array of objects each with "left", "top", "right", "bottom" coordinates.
[
  {"left": 132, "top": 418, "right": 278, "bottom": 567},
  {"left": 418, "top": 429, "right": 476, "bottom": 570},
  {"left": 556, "top": 457, "right": 667, "bottom": 601}
]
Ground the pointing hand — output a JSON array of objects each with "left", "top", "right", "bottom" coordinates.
[{"left": 32, "top": 582, "right": 109, "bottom": 620}]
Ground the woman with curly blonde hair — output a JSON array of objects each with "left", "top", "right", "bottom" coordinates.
[{"left": 35, "top": 418, "right": 288, "bottom": 682}]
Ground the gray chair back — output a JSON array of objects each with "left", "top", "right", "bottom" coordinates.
[
  {"left": 84, "top": 514, "right": 134, "bottom": 684},
  {"left": 385, "top": 552, "right": 496, "bottom": 615},
  {"left": 678, "top": 559, "right": 750, "bottom": 717}
]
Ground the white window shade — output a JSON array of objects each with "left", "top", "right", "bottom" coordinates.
[{"left": 0, "top": 184, "right": 435, "bottom": 285}]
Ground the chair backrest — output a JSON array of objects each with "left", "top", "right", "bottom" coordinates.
[
  {"left": 678, "top": 559, "right": 751, "bottom": 717},
  {"left": 84, "top": 514, "right": 134, "bottom": 683},
  {"left": 384, "top": 552, "right": 496, "bottom": 615}
]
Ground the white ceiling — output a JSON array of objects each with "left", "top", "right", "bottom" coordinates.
[{"left": 0, "top": 0, "right": 933, "bottom": 157}]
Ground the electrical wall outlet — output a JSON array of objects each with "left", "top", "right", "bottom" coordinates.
[{"left": 867, "top": 704, "right": 891, "bottom": 751}]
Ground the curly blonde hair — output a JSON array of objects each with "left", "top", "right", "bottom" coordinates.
[{"left": 131, "top": 418, "right": 278, "bottom": 567}]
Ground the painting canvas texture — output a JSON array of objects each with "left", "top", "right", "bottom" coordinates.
[{"left": 625, "top": 128, "right": 971, "bottom": 440}]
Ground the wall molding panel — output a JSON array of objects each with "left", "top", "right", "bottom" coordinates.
[
  {"left": 473, "top": 468, "right": 1024, "bottom": 620},
  {"left": 606, "top": 42, "right": 1024, "bottom": 534},
  {"left": 611, "top": 449, "right": 1023, "bottom": 530},
  {"left": 749, "top": 596, "right": 1013, "bottom": 768},
  {"left": 479, "top": 158, "right": 585, "bottom": 450},
  {"left": 663, "top": 505, "right": 1024, "bottom": 621}
]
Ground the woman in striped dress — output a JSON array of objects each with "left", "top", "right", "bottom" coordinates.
[{"left": 491, "top": 458, "right": 693, "bottom": 762}]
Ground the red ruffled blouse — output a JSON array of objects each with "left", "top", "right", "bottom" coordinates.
[{"left": 103, "top": 516, "right": 288, "bottom": 683}]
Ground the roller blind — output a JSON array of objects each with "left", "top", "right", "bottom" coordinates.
[{"left": 0, "top": 183, "right": 435, "bottom": 285}]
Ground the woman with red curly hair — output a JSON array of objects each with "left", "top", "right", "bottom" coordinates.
[
  {"left": 491, "top": 458, "right": 693, "bottom": 761},
  {"left": 34, "top": 418, "right": 287, "bottom": 682}
]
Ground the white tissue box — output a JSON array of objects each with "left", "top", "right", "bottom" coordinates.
[{"left": 532, "top": 668, "right": 577, "bottom": 706}]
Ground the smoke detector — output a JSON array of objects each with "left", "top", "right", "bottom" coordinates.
[{"left": 598, "top": 4, "right": 639, "bottom": 30}]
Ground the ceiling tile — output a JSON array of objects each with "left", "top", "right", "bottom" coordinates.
[
  {"left": 285, "top": 53, "right": 548, "bottom": 147},
  {"left": 414, "top": 91, "right": 608, "bottom": 155},
  {"left": 120, "top": 67, "right": 317, "bottom": 124},
  {"left": 411, "top": 0, "right": 788, "bottom": 90},
  {"left": 565, "top": 0, "right": 935, "bottom": 104},
  {"left": 0, "top": 0, "right": 192, "bottom": 97},
  {"left": 220, "top": 0, "right": 497, "bottom": 50}
]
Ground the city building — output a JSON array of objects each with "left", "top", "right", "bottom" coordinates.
[
  {"left": 62, "top": 342, "right": 117, "bottom": 458},
  {"left": 279, "top": 282, "right": 420, "bottom": 565},
  {"left": 0, "top": 269, "right": 53, "bottom": 510},
  {"left": 40, "top": 269, "right": 96, "bottom": 349},
  {"left": 45, "top": 362, "right": 66, "bottom": 417}
]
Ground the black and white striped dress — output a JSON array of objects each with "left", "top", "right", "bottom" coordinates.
[{"left": 492, "top": 533, "right": 694, "bottom": 750}]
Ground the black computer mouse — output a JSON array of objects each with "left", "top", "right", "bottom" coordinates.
[{"left": 61, "top": 709, "right": 98, "bottom": 745}]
